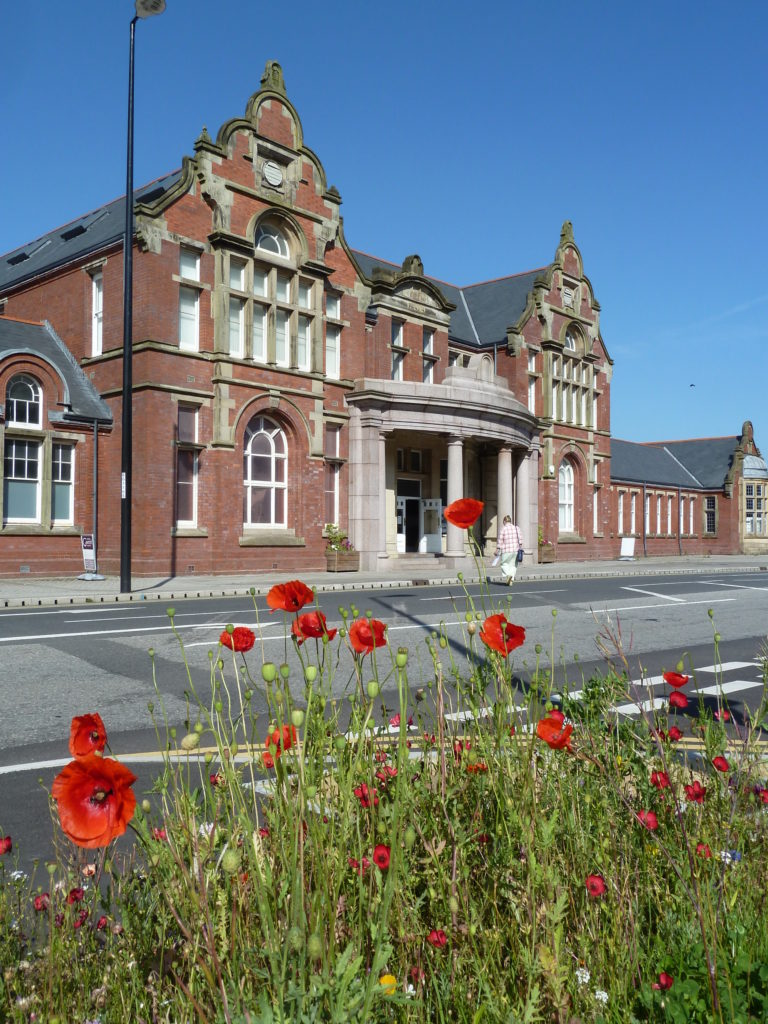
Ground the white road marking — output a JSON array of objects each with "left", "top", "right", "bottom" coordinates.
[
  {"left": 614, "top": 697, "right": 669, "bottom": 715},
  {"left": 622, "top": 586, "right": 686, "bottom": 602},
  {"left": 587, "top": 598, "right": 735, "bottom": 613},
  {"left": 699, "top": 582, "right": 768, "bottom": 592},
  {"left": 695, "top": 680, "right": 765, "bottom": 697},
  {"left": 696, "top": 662, "right": 755, "bottom": 673}
]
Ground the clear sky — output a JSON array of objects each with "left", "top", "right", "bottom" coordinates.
[{"left": 2, "top": 1, "right": 766, "bottom": 450}]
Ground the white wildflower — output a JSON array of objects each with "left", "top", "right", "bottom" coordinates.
[
  {"left": 594, "top": 988, "right": 608, "bottom": 1004},
  {"left": 575, "top": 966, "right": 590, "bottom": 986}
]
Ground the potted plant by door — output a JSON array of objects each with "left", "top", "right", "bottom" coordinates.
[
  {"left": 538, "top": 525, "right": 556, "bottom": 564},
  {"left": 324, "top": 523, "right": 360, "bottom": 572}
]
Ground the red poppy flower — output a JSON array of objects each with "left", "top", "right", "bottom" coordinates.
[
  {"left": 466, "top": 762, "right": 488, "bottom": 774},
  {"left": 536, "top": 715, "right": 573, "bottom": 752},
  {"left": 714, "top": 709, "right": 731, "bottom": 722},
  {"left": 68, "top": 713, "right": 107, "bottom": 759},
  {"left": 650, "top": 771, "right": 670, "bottom": 789},
  {"left": 375, "top": 765, "right": 398, "bottom": 784},
  {"left": 348, "top": 617, "right": 387, "bottom": 655},
  {"left": 373, "top": 843, "right": 391, "bottom": 869},
  {"left": 637, "top": 809, "right": 659, "bottom": 830},
  {"left": 663, "top": 671, "right": 689, "bottom": 689},
  {"left": 348, "top": 856, "right": 370, "bottom": 875},
  {"left": 291, "top": 610, "right": 337, "bottom": 646},
  {"left": 479, "top": 614, "right": 526, "bottom": 656},
  {"left": 67, "top": 886, "right": 85, "bottom": 904},
  {"left": 266, "top": 580, "right": 314, "bottom": 614},
  {"left": 667, "top": 726, "right": 683, "bottom": 742},
  {"left": 33, "top": 892, "right": 50, "bottom": 912},
  {"left": 652, "top": 972, "right": 674, "bottom": 990},
  {"left": 0, "top": 836, "right": 11, "bottom": 855},
  {"left": 353, "top": 783, "right": 379, "bottom": 808},
  {"left": 669, "top": 691, "right": 688, "bottom": 709},
  {"left": 265, "top": 724, "right": 297, "bottom": 759},
  {"left": 759, "top": 788, "right": 768, "bottom": 805},
  {"left": 585, "top": 873, "right": 607, "bottom": 897},
  {"left": 219, "top": 626, "right": 256, "bottom": 653},
  {"left": 73, "top": 908, "right": 89, "bottom": 929},
  {"left": 427, "top": 929, "right": 448, "bottom": 947},
  {"left": 261, "top": 751, "right": 275, "bottom": 769},
  {"left": 685, "top": 780, "right": 707, "bottom": 803},
  {"left": 96, "top": 914, "right": 108, "bottom": 931},
  {"left": 548, "top": 709, "right": 565, "bottom": 725},
  {"left": 712, "top": 755, "right": 730, "bottom": 772},
  {"left": 443, "top": 498, "right": 483, "bottom": 529},
  {"left": 152, "top": 826, "right": 168, "bottom": 841},
  {"left": 52, "top": 755, "right": 137, "bottom": 849},
  {"left": 696, "top": 842, "right": 712, "bottom": 858}
]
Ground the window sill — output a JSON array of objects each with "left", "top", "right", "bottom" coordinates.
[
  {"left": 239, "top": 530, "right": 305, "bottom": 547},
  {"left": 1, "top": 525, "right": 81, "bottom": 536},
  {"left": 557, "top": 533, "right": 585, "bottom": 544},
  {"left": 171, "top": 527, "right": 208, "bottom": 538}
]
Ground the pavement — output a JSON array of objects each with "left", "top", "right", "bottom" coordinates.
[{"left": 1, "top": 553, "right": 767, "bottom": 609}]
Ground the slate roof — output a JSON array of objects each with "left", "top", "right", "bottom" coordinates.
[
  {"left": 611, "top": 437, "right": 738, "bottom": 490},
  {"left": 0, "top": 318, "right": 112, "bottom": 424},
  {"left": 351, "top": 250, "right": 545, "bottom": 348},
  {"left": 0, "top": 173, "right": 182, "bottom": 294}
]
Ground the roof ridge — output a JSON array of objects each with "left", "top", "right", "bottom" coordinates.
[
  {"left": 461, "top": 266, "right": 549, "bottom": 289},
  {"left": 0, "top": 314, "right": 44, "bottom": 327},
  {"left": 642, "top": 436, "right": 737, "bottom": 445}
]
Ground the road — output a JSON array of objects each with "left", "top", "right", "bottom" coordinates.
[{"left": 1, "top": 570, "right": 766, "bottom": 870}]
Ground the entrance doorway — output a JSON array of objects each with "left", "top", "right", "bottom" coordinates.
[{"left": 396, "top": 478, "right": 421, "bottom": 553}]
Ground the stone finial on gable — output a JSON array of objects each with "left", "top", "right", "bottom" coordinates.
[
  {"left": 560, "top": 220, "right": 574, "bottom": 244},
  {"left": 261, "top": 61, "right": 286, "bottom": 96},
  {"left": 401, "top": 254, "right": 424, "bottom": 276}
]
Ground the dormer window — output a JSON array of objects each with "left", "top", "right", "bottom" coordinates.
[{"left": 6, "top": 375, "right": 41, "bottom": 428}]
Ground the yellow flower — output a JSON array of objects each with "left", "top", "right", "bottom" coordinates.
[{"left": 379, "top": 973, "right": 397, "bottom": 995}]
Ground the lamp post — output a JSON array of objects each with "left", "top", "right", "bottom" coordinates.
[{"left": 120, "top": 0, "right": 166, "bottom": 593}]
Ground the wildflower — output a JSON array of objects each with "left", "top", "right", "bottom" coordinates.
[
  {"left": 73, "top": 908, "right": 89, "bottom": 928},
  {"left": 410, "top": 965, "right": 425, "bottom": 984},
  {"left": 594, "top": 989, "right": 609, "bottom": 1005},
  {"left": 637, "top": 809, "right": 659, "bottom": 830},
  {"left": 650, "top": 771, "right": 670, "bottom": 789},
  {"left": 585, "top": 874, "right": 607, "bottom": 897},
  {"left": 652, "top": 972, "right": 674, "bottom": 990},
  {"left": 348, "top": 617, "right": 387, "bottom": 655},
  {"left": 443, "top": 498, "right": 484, "bottom": 529},
  {"left": 258, "top": 826, "right": 270, "bottom": 838},
  {"left": 427, "top": 929, "right": 448, "bottom": 947},
  {"left": 33, "top": 893, "right": 50, "bottom": 912},
  {"left": 96, "top": 914, "right": 108, "bottom": 930},
  {"left": 575, "top": 966, "right": 591, "bottom": 986},
  {"left": 348, "top": 856, "right": 371, "bottom": 875},
  {"left": 536, "top": 715, "right": 573, "bottom": 752},
  {"left": 353, "top": 783, "right": 379, "bottom": 809},
  {"left": 714, "top": 708, "right": 731, "bottom": 722},
  {"left": 52, "top": 755, "right": 137, "bottom": 849},
  {"left": 210, "top": 772, "right": 224, "bottom": 787},
  {"left": 466, "top": 762, "right": 488, "bottom": 773},
  {"left": 261, "top": 751, "right": 275, "bottom": 769},
  {"left": 375, "top": 765, "right": 398, "bottom": 784},
  {"left": 219, "top": 626, "right": 256, "bottom": 653},
  {"left": 266, "top": 580, "right": 314, "bottom": 613},
  {"left": 68, "top": 713, "right": 107, "bottom": 758},
  {"left": 291, "top": 610, "right": 337, "bottom": 646},
  {"left": 54, "top": 913, "right": 65, "bottom": 928},
  {"left": 712, "top": 755, "right": 730, "bottom": 773},
  {"left": 373, "top": 844, "right": 391, "bottom": 870},
  {"left": 265, "top": 724, "right": 297, "bottom": 760},
  {"left": 67, "top": 887, "right": 85, "bottom": 904},
  {"left": 719, "top": 849, "right": 742, "bottom": 864},
  {"left": 389, "top": 713, "right": 400, "bottom": 727},
  {"left": 663, "top": 671, "right": 689, "bottom": 689},
  {"left": 379, "top": 973, "right": 397, "bottom": 995},
  {"left": 479, "top": 614, "right": 526, "bottom": 656},
  {"left": 152, "top": 827, "right": 168, "bottom": 841},
  {"left": 669, "top": 691, "right": 688, "bottom": 709},
  {"left": 696, "top": 842, "right": 712, "bottom": 858},
  {"left": 0, "top": 836, "right": 11, "bottom": 855},
  {"left": 685, "top": 780, "right": 707, "bottom": 803},
  {"left": 668, "top": 726, "right": 683, "bottom": 742}
]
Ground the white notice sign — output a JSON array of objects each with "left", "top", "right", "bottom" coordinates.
[
  {"left": 619, "top": 537, "right": 635, "bottom": 560},
  {"left": 81, "top": 534, "right": 97, "bottom": 573}
]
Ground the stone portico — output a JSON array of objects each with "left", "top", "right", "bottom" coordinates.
[{"left": 346, "top": 357, "right": 539, "bottom": 570}]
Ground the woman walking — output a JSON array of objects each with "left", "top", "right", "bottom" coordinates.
[{"left": 496, "top": 515, "right": 523, "bottom": 585}]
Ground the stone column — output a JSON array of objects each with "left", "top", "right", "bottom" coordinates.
[
  {"left": 378, "top": 432, "right": 389, "bottom": 557},
  {"left": 497, "top": 446, "right": 513, "bottom": 525},
  {"left": 445, "top": 436, "right": 465, "bottom": 557},
  {"left": 515, "top": 448, "right": 532, "bottom": 553}
]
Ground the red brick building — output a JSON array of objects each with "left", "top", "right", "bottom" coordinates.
[{"left": 0, "top": 62, "right": 766, "bottom": 578}]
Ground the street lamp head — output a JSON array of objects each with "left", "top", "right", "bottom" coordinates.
[{"left": 135, "top": 0, "right": 166, "bottom": 17}]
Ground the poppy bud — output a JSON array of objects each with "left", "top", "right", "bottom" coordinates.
[
  {"left": 367, "top": 681, "right": 380, "bottom": 698},
  {"left": 467, "top": 622, "right": 477, "bottom": 635},
  {"left": 193, "top": 721, "right": 204, "bottom": 734},
  {"left": 141, "top": 799, "right": 151, "bottom": 813},
  {"left": 221, "top": 849, "right": 240, "bottom": 874},
  {"left": 305, "top": 666, "right": 317, "bottom": 682},
  {"left": 180, "top": 733, "right": 200, "bottom": 751},
  {"left": 262, "top": 663, "right": 277, "bottom": 683},
  {"left": 396, "top": 650, "right": 408, "bottom": 667},
  {"left": 449, "top": 896, "right": 459, "bottom": 914},
  {"left": 291, "top": 709, "right": 305, "bottom": 728},
  {"left": 280, "top": 663, "right": 290, "bottom": 679}
]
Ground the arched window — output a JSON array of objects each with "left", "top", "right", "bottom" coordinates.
[
  {"left": 564, "top": 326, "right": 578, "bottom": 351},
  {"left": 255, "top": 224, "right": 290, "bottom": 260},
  {"left": 558, "top": 462, "right": 574, "bottom": 533},
  {"left": 6, "top": 375, "right": 41, "bottom": 427},
  {"left": 243, "top": 415, "right": 287, "bottom": 527}
]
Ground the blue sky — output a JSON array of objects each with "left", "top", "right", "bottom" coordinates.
[{"left": 2, "top": 1, "right": 766, "bottom": 449}]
